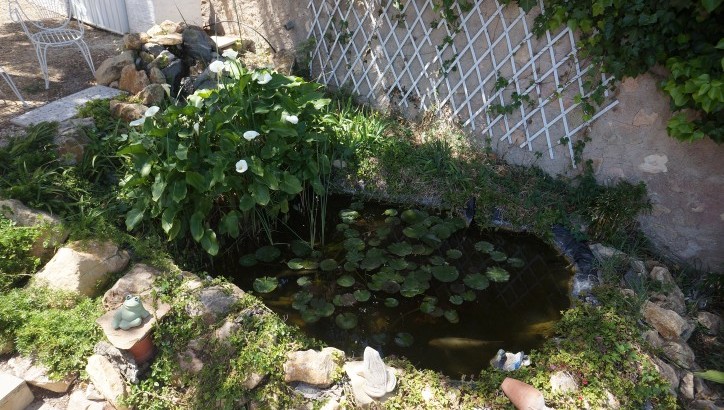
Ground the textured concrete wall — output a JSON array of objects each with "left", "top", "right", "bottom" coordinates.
[
  {"left": 584, "top": 74, "right": 723, "bottom": 270},
  {"left": 201, "top": 0, "right": 311, "bottom": 52}
]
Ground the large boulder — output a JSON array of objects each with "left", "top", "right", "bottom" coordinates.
[
  {"left": 118, "top": 65, "right": 150, "bottom": 95},
  {"left": 123, "top": 33, "right": 149, "bottom": 50},
  {"left": 139, "top": 84, "right": 166, "bottom": 106},
  {"left": 182, "top": 26, "right": 214, "bottom": 64},
  {"left": 696, "top": 311, "right": 721, "bottom": 336},
  {"left": 31, "top": 240, "right": 130, "bottom": 297},
  {"left": 283, "top": 347, "right": 345, "bottom": 387},
  {"left": 54, "top": 117, "right": 94, "bottom": 165},
  {"left": 0, "top": 199, "right": 68, "bottom": 263},
  {"left": 662, "top": 339, "right": 696, "bottom": 369},
  {"left": 102, "top": 263, "right": 162, "bottom": 309},
  {"left": 110, "top": 100, "right": 148, "bottom": 123},
  {"left": 85, "top": 355, "right": 128, "bottom": 410},
  {"left": 642, "top": 301, "right": 693, "bottom": 341},
  {"left": 162, "top": 60, "right": 188, "bottom": 94},
  {"left": 185, "top": 284, "right": 245, "bottom": 324},
  {"left": 148, "top": 67, "right": 166, "bottom": 84},
  {"left": 151, "top": 33, "right": 183, "bottom": 46},
  {"left": 95, "top": 51, "right": 135, "bottom": 86}
]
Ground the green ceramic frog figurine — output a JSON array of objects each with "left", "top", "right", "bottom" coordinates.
[{"left": 112, "top": 295, "right": 151, "bottom": 330}]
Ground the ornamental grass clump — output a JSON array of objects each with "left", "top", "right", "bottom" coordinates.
[{"left": 118, "top": 53, "right": 332, "bottom": 254}]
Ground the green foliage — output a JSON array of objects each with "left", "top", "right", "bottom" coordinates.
[
  {"left": 0, "top": 287, "right": 102, "bottom": 378},
  {"left": 117, "top": 57, "right": 332, "bottom": 255},
  {"left": 529, "top": 0, "right": 723, "bottom": 142},
  {"left": 0, "top": 214, "right": 40, "bottom": 291}
]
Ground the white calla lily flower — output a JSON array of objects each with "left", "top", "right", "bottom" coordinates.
[
  {"left": 235, "top": 159, "right": 248, "bottom": 173},
  {"left": 144, "top": 106, "right": 160, "bottom": 117},
  {"left": 209, "top": 60, "right": 225, "bottom": 73},
  {"left": 283, "top": 113, "right": 299, "bottom": 124},
  {"left": 255, "top": 72, "right": 272, "bottom": 85},
  {"left": 243, "top": 130, "right": 260, "bottom": 141},
  {"left": 188, "top": 94, "right": 203, "bottom": 108},
  {"left": 193, "top": 122, "right": 200, "bottom": 135},
  {"left": 129, "top": 117, "right": 145, "bottom": 127},
  {"left": 222, "top": 49, "right": 238, "bottom": 59}
]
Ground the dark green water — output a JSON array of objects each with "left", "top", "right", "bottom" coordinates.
[{"left": 217, "top": 196, "right": 573, "bottom": 377}]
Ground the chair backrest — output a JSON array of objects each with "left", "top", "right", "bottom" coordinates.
[{"left": 9, "top": 0, "right": 75, "bottom": 31}]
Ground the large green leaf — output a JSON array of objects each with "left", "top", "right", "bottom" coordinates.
[
  {"left": 200, "top": 229, "right": 219, "bottom": 255},
  {"left": 253, "top": 276, "right": 278, "bottom": 293},
  {"left": 255, "top": 245, "right": 281, "bottom": 262},
  {"left": 189, "top": 211, "right": 204, "bottom": 241},
  {"left": 171, "top": 180, "right": 187, "bottom": 203},
  {"left": 431, "top": 265, "right": 459, "bottom": 282},
  {"left": 693, "top": 370, "right": 724, "bottom": 384},
  {"left": 463, "top": 273, "right": 489, "bottom": 290},
  {"left": 252, "top": 183, "right": 270, "bottom": 205},
  {"left": 185, "top": 171, "right": 206, "bottom": 192},
  {"left": 335, "top": 312, "right": 358, "bottom": 330},
  {"left": 239, "top": 194, "right": 256, "bottom": 211},
  {"left": 125, "top": 207, "right": 145, "bottom": 230},
  {"left": 487, "top": 266, "right": 510, "bottom": 282},
  {"left": 280, "top": 173, "right": 303, "bottom": 195},
  {"left": 220, "top": 211, "right": 240, "bottom": 238}
]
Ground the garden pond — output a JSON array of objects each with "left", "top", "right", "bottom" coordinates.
[{"left": 215, "top": 196, "right": 574, "bottom": 376}]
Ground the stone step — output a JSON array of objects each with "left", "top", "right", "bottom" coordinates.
[
  {"left": 11, "top": 86, "right": 124, "bottom": 127},
  {"left": 210, "top": 35, "right": 239, "bottom": 50},
  {"left": 0, "top": 373, "right": 34, "bottom": 410}
]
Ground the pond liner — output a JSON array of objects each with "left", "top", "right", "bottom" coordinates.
[{"left": 550, "top": 224, "right": 598, "bottom": 298}]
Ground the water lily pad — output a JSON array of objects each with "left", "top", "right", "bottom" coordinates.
[
  {"left": 384, "top": 298, "right": 399, "bottom": 307},
  {"left": 403, "top": 224, "right": 427, "bottom": 239},
  {"left": 343, "top": 261, "right": 358, "bottom": 272},
  {"left": 388, "top": 241, "right": 413, "bottom": 256},
  {"left": 346, "top": 251, "right": 363, "bottom": 263},
  {"left": 292, "top": 291, "right": 313, "bottom": 310},
  {"left": 490, "top": 251, "right": 508, "bottom": 262},
  {"left": 239, "top": 254, "right": 258, "bottom": 267},
  {"left": 487, "top": 266, "right": 510, "bottom": 282},
  {"left": 297, "top": 276, "right": 311, "bottom": 287},
  {"left": 420, "top": 233, "right": 442, "bottom": 248},
  {"left": 420, "top": 297, "right": 437, "bottom": 314},
  {"left": 337, "top": 274, "right": 356, "bottom": 287},
  {"left": 444, "top": 309, "right": 460, "bottom": 323},
  {"left": 474, "top": 241, "right": 494, "bottom": 253},
  {"left": 333, "top": 293, "right": 357, "bottom": 307},
  {"left": 449, "top": 295, "right": 464, "bottom": 305},
  {"left": 340, "top": 209, "right": 360, "bottom": 223},
  {"left": 462, "top": 290, "right": 477, "bottom": 301},
  {"left": 360, "top": 248, "right": 386, "bottom": 271},
  {"left": 368, "top": 238, "right": 381, "bottom": 247},
  {"left": 411, "top": 244, "right": 433, "bottom": 255},
  {"left": 463, "top": 273, "right": 490, "bottom": 290},
  {"left": 253, "top": 276, "right": 278, "bottom": 293},
  {"left": 431, "top": 265, "right": 459, "bottom": 282},
  {"left": 388, "top": 258, "right": 409, "bottom": 271},
  {"left": 344, "top": 237, "right": 365, "bottom": 251},
  {"left": 350, "top": 201, "right": 364, "bottom": 211},
  {"left": 446, "top": 249, "right": 463, "bottom": 259},
  {"left": 353, "top": 289, "right": 371, "bottom": 302},
  {"left": 343, "top": 228, "right": 360, "bottom": 238},
  {"left": 310, "top": 298, "right": 335, "bottom": 316},
  {"left": 450, "top": 216, "right": 467, "bottom": 230},
  {"left": 431, "top": 223, "right": 454, "bottom": 239},
  {"left": 372, "top": 333, "right": 388, "bottom": 344},
  {"left": 384, "top": 216, "right": 401, "bottom": 226},
  {"left": 301, "top": 309, "right": 320, "bottom": 323},
  {"left": 290, "top": 240, "right": 312, "bottom": 257},
  {"left": 394, "top": 332, "right": 414, "bottom": 347},
  {"left": 383, "top": 209, "right": 398, "bottom": 216},
  {"left": 409, "top": 269, "right": 432, "bottom": 282},
  {"left": 287, "top": 258, "right": 305, "bottom": 270},
  {"left": 375, "top": 226, "right": 392, "bottom": 238},
  {"left": 255, "top": 245, "right": 281, "bottom": 262},
  {"left": 507, "top": 257, "right": 525, "bottom": 268},
  {"left": 320, "top": 259, "right": 339, "bottom": 271},
  {"left": 401, "top": 209, "right": 426, "bottom": 224},
  {"left": 335, "top": 312, "right": 358, "bottom": 330},
  {"left": 429, "top": 255, "right": 446, "bottom": 266},
  {"left": 336, "top": 223, "right": 349, "bottom": 232},
  {"left": 381, "top": 281, "right": 401, "bottom": 294}
]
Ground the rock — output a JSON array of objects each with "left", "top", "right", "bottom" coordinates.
[
  {"left": 662, "top": 339, "right": 696, "bottom": 369},
  {"left": 0, "top": 339, "right": 13, "bottom": 355},
  {"left": 549, "top": 371, "right": 578, "bottom": 393},
  {"left": 694, "top": 377, "right": 714, "bottom": 400},
  {"left": 97, "top": 300, "right": 170, "bottom": 350},
  {"left": 650, "top": 356, "right": 679, "bottom": 392},
  {"left": 697, "top": 311, "right": 721, "bottom": 336},
  {"left": 344, "top": 347, "right": 396, "bottom": 405},
  {"left": 151, "top": 33, "right": 183, "bottom": 46},
  {"left": 650, "top": 288, "right": 687, "bottom": 317},
  {"left": 102, "top": 263, "right": 163, "bottom": 309},
  {"left": 242, "top": 372, "right": 265, "bottom": 390},
  {"left": 142, "top": 43, "right": 165, "bottom": 58},
  {"left": 7, "top": 356, "right": 75, "bottom": 393},
  {"left": 284, "top": 347, "right": 345, "bottom": 387},
  {"left": 162, "top": 60, "right": 188, "bottom": 93},
  {"left": 214, "top": 318, "right": 242, "bottom": 345},
  {"left": 86, "top": 355, "right": 128, "bottom": 410},
  {"left": 118, "top": 65, "right": 150, "bottom": 95},
  {"left": 139, "top": 84, "right": 166, "bottom": 106},
  {"left": 85, "top": 384, "right": 104, "bottom": 401},
  {"left": 183, "top": 26, "right": 214, "bottom": 64},
  {"left": 95, "top": 51, "right": 136, "bottom": 85},
  {"left": 603, "top": 389, "right": 621, "bottom": 409},
  {"left": 273, "top": 49, "right": 295, "bottom": 75},
  {"left": 589, "top": 243, "right": 626, "bottom": 262},
  {"left": 93, "top": 342, "right": 140, "bottom": 384},
  {"left": 123, "top": 33, "right": 149, "bottom": 50},
  {"left": 67, "top": 389, "right": 106, "bottom": 410},
  {"left": 284, "top": 20, "right": 296, "bottom": 30},
  {"left": 649, "top": 266, "right": 675, "bottom": 285},
  {"left": 159, "top": 20, "right": 183, "bottom": 34},
  {"left": 149, "top": 50, "right": 177, "bottom": 69},
  {"left": 680, "top": 372, "right": 695, "bottom": 400},
  {"left": 186, "top": 284, "right": 245, "bottom": 324},
  {"left": 643, "top": 330, "right": 664, "bottom": 349},
  {"left": 109, "top": 81, "right": 118, "bottom": 88},
  {"left": 0, "top": 199, "right": 68, "bottom": 262},
  {"left": 148, "top": 67, "right": 166, "bottom": 84},
  {"left": 0, "top": 373, "right": 34, "bottom": 410},
  {"left": 689, "top": 400, "right": 719, "bottom": 410},
  {"left": 139, "top": 51, "right": 154, "bottom": 66},
  {"left": 177, "top": 345, "right": 204, "bottom": 374},
  {"left": 55, "top": 117, "right": 93, "bottom": 165},
  {"left": 31, "top": 241, "right": 130, "bottom": 297},
  {"left": 110, "top": 100, "right": 148, "bottom": 123},
  {"left": 490, "top": 349, "right": 531, "bottom": 371},
  {"left": 500, "top": 377, "right": 549, "bottom": 410},
  {"left": 642, "top": 301, "right": 693, "bottom": 341}
]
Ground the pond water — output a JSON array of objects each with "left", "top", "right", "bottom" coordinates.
[{"left": 216, "top": 196, "right": 573, "bottom": 377}]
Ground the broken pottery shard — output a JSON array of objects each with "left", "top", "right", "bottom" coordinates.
[{"left": 360, "top": 346, "right": 396, "bottom": 398}]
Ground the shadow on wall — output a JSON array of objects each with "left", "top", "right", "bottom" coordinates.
[{"left": 202, "top": 0, "right": 311, "bottom": 52}]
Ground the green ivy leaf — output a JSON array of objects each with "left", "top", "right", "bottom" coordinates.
[{"left": 517, "top": 0, "right": 537, "bottom": 12}]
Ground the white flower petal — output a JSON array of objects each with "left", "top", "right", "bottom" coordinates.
[
  {"left": 209, "top": 60, "right": 225, "bottom": 73},
  {"left": 243, "top": 130, "right": 260, "bottom": 141},
  {"left": 256, "top": 72, "right": 272, "bottom": 85},
  {"left": 144, "top": 106, "right": 160, "bottom": 117},
  {"left": 193, "top": 122, "right": 200, "bottom": 135},
  {"left": 129, "top": 117, "right": 145, "bottom": 127},
  {"left": 222, "top": 49, "right": 238, "bottom": 59},
  {"left": 235, "top": 159, "right": 248, "bottom": 173},
  {"left": 188, "top": 95, "right": 203, "bottom": 108},
  {"left": 283, "top": 114, "right": 299, "bottom": 124}
]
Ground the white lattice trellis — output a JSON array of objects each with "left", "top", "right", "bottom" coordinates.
[{"left": 306, "top": 0, "right": 618, "bottom": 166}]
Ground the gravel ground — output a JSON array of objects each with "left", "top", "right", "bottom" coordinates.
[{"left": 0, "top": 0, "right": 123, "bottom": 141}]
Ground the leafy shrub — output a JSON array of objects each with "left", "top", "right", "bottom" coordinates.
[
  {"left": 118, "top": 56, "right": 332, "bottom": 255},
  {"left": 0, "top": 214, "right": 40, "bottom": 291}
]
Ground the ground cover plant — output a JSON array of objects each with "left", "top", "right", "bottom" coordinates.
[{"left": 0, "top": 213, "right": 40, "bottom": 291}]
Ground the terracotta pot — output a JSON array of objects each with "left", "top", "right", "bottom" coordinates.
[
  {"left": 128, "top": 333, "right": 156, "bottom": 364},
  {"left": 501, "top": 377, "right": 548, "bottom": 410}
]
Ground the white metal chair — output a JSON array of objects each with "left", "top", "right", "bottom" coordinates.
[
  {"left": 0, "top": 66, "right": 28, "bottom": 106},
  {"left": 8, "top": 0, "right": 95, "bottom": 89}
]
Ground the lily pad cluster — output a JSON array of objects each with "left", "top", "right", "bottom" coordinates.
[{"left": 245, "top": 204, "right": 524, "bottom": 339}]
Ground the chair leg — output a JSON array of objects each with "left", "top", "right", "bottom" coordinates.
[
  {"left": 0, "top": 70, "right": 28, "bottom": 107},
  {"left": 76, "top": 40, "right": 95, "bottom": 75},
  {"left": 34, "top": 45, "right": 51, "bottom": 90}
]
